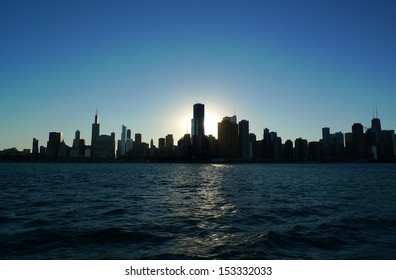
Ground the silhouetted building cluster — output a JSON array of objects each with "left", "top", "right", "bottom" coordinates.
[{"left": 1, "top": 104, "right": 395, "bottom": 162}]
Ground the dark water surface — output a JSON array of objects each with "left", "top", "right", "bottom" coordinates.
[{"left": 1, "top": 163, "right": 395, "bottom": 259}]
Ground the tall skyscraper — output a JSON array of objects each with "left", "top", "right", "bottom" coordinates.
[
  {"left": 352, "top": 123, "right": 365, "bottom": 160},
  {"left": 262, "top": 128, "right": 271, "bottom": 159},
  {"left": 91, "top": 110, "right": 100, "bottom": 147},
  {"left": 239, "top": 120, "right": 250, "bottom": 159},
  {"left": 120, "top": 125, "right": 127, "bottom": 156},
  {"left": 135, "top": 133, "right": 142, "bottom": 145},
  {"left": 32, "top": 138, "right": 39, "bottom": 155},
  {"left": 381, "top": 130, "right": 396, "bottom": 160},
  {"left": 46, "top": 132, "right": 63, "bottom": 157},
  {"left": 295, "top": 138, "right": 308, "bottom": 161},
  {"left": 191, "top": 103, "right": 205, "bottom": 137},
  {"left": 165, "top": 134, "right": 174, "bottom": 157},
  {"left": 73, "top": 130, "right": 81, "bottom": 148},
  {"left": 191, "top": 103, "right": 205, "bottom": 159},
  {"left": 322, "top": 127, "right": 331, "bottom": 161},
  {"left": 371, "top": 116, "right": 382, "bottom": 159},
  {"left": 218, "top": 116, "right": 239, "bottom": 158}
]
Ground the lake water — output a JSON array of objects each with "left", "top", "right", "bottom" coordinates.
[{"left": 1, "top": 163, "right": 395, "bottom": 259}]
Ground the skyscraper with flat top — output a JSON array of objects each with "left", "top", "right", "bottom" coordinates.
[
  {"left": 120, "top": 125, "right": 127, "bottom": 156},
  {"left": 191, "top": 103, "right": 205, "bottom": 159},
  {"left": 191, "top": 103, "right": 204, "bottom": 138},
  {"left": 218, "top": 116, "right": 239, "bottom": 158}
]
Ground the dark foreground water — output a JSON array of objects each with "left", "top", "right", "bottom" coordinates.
[{"left": 1, "top": 163, "right": 396, "bottom": 259}]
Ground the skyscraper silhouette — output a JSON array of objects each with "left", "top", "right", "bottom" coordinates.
[
  {"left": 120, "top": 125, "right": 127, "bottom": 156},
  {"left": 218, "top": 116, "right": 239, "bottom": 158},
  {"left": 352, "top": 123, "right": 365, "bottom": 160},
  {"left": 239, "top": 120, "right": 250, "bottom": 159},
  {"left": 191, "top": 103, "right": 205, "bottom": 159},
  {"left": 91, "top": 110, "right": 100, "bottom": 147}
]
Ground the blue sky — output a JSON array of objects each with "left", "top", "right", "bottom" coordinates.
[{"left": 1, "top": 0, "right": 395, "bottom": 150}]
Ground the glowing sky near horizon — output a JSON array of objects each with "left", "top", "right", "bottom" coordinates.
[{"left": 1, "top": 0, "right": 396, "bottom": 150}]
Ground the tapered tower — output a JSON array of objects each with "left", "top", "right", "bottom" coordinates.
[{"left": 91, "top": 110, "right": 100, "bottom": 147}]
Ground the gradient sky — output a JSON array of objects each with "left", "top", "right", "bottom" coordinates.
[{"left": 1, "top": 0, "right": 395, "bottom": 150}]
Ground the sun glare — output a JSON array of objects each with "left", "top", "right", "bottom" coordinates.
[
  {"left": 179, "top": 110, "right": 220, "bottom": 139},
  {"left": 205, "top": 111, "right": 220, "bottom": 138}
]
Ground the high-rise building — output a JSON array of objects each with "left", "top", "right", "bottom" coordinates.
[
  {"left": 165, "top": 134, "right": 174, "bottom": 157},
  {"left": 73, "top": 130, "right": 81, "bottom": 148},
  {"left": 322, "top": 127, "right": 331, "bottom": 161},
  {"left": 177, "top": 134, "right": 191, "bottom": 158},
  {"left": 309, "top": 141, "right": 321, "bottom": 161},
  {"left": 32, "top": 138, "right": 39, "bottom": 155},
  {"left": 91, "top": 112, "right": 115, "bottom": 159},
  {"left": 46, "top": 132, "right": 63, "bottom": 157},
  {"left": 91, "top": 111, "right": 100, "bottom": 147},
  {"left": 249, "top": 133, "right": 257, "bottom": 159},
  {"left": 120, "top": 125, "right": 127, "bottom": 156},
  {"left": 238, "top": 120, "right": 250, "bottom": 159},
  {"left": 283, "top": 139, "right": 294, "bottom": 161},
  {"left": 191, "top": 103, "right": 205, "bottom": 159},
  {"left": 331, "top": 132, "right": 344, "bottom": 159},
  {"left": 191, "top": 103, "right": 205, "bottom": 137},
  {"left": 218, "top": 116, "right": 239, "bottom": 158},
  {"left": 135, "top": 133, "right": 142, "bottom": 145},
  {"left": 371, "top": 117, "right": 382, "bottom": 159},
  {"left": 270, "top": 131, "right": 282, "bottom": 160},
  {"left": 262, "top": 128, "right": 271, "bottom": 159},
  {"left": 352, "top": 123, "right": 365, "bottom": 160},
  {"left": 344, "top": 132, "right": 353, "bottom": 159},
  {"left": 71, "top": 130, "right": 85, "bottom": 158},
  {"left": 381, "top": 130, "right": 396, "bottom": 160},
  {"left": 295, "top": 138, "right": 308, "bottom": 161}
]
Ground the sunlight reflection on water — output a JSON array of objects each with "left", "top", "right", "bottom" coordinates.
[{"left": 1, "top": 163, "right": 396, "bottom": 259}]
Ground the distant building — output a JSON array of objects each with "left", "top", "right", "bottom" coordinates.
[
  {"left": 218, "top": 116, "right": 239, "bottom": 158},
  {"left": 158, "top": 137, "right": 165, "bottom": 157},
  {"left": 352, "top": 123, "right": 365, "bottom": 160},
  {"left": 381, "top": 130, "right": 396, "bottom": 161},
  {"left": 128, "top": 133, "right": 147, "bottom": 158},
  {"left": 331, "top": 132, "right": 344, "bottom": 160},
  {"left": 345, "top": 132, "right": 353, "bottom": 159},
  {"left": 90, "top": 112, "right": 115, "bottom": 160},
  {"left": 309, "top": 141, "right": 321, "bottom": 161},
  {"left": 249, "top": 133, "right": 257, "bottom": 159},
  {"left": 135, "top": 133, "right": 142, "bottom": 145},
  {"left": 283, "top": 140, "right": 294, "bottom": 161},
  {"left": 270, "top": 131, "right": 282, "bottom": 160},
  {"left": 120, "top": 125, "right": 127, "bottom": 156},
  {"left": 262, "top": 128, "right": 271, "bottom": 159},
  {"left": 32, "top": 138, "right": 39, "bottom": 155},
  {"left": 46, "top": 132, "right": 62, "bottom": 157},
  {"left": 165, "top": 134, "right": 174, "bottom": 157},
  {"left": 91, "top": 111, "right": 100, "bottom": 147},
  {"left": 94, "top": 133, "right": 115, "bottom": 159},
  {"left": 73, "top": 130, "right": 81, "bottom": 148},
  {"left": 191, "top": 103, "right": 205, "bottom": 159},
  {"left": 177, "top": 134, "right": 191, "bottom": 159},
  {"left": 322, "top": 127, "right": 331, "bottom": 161},
  {"left": 238, "top": 120, "right": 250, "bottom": 159},
  {"left": 295, "top": 138, "right": 308, "bottom": 161},
  {"left": 70, "top": 130, "right": 86, "bottom": 159},
  {"left": 207, "top": 134, "right": 216, "bottom": 159}
]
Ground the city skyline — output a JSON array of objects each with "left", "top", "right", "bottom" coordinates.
[
  {"left": 2, "top": 102, "right": 395, "bottom": 163},
  {"left": 1, "top": 1, "right": 396, "bottom": 151}
]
